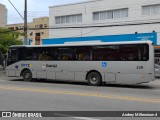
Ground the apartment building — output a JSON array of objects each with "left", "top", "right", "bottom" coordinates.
[
  {"left": 49, "top": 0, "right": 160, "bottom": 44},
  {"left": 6, "top": 17, "right": 49, "bottom": 45},
  {"left": 0, "top": 3, "right": 7, "bottom": 27}
]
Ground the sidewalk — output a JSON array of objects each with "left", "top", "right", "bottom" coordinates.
[
  {"left": 148, "top": 79, "right": 160, "bottom": 86},
  {"left": 0, "top": 65, "right": 5, "bottom": 73},
  {"left": 0, "top": 65, "right": 3, "bottom": 70}
]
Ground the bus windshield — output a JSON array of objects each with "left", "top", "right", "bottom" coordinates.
[{"left": 7, "top": 48, "right": 18, "bottom": 66}]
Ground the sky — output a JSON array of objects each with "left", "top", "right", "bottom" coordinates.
[{"left": 0, "top": 0, "right": 86, "bottom": 24}]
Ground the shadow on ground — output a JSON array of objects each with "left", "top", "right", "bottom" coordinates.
[{"left": 9, "top": 78, "right": 156, "bottom": 90}]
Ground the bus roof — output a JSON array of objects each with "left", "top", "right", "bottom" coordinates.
[{"left": 10, "top": 40, "right": 153, "bottom": 48}]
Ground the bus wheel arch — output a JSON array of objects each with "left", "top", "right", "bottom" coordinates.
[
  {"left": 21, "top": 69, "right": 32, "bottom": 82},
  {"left": 86, "top": 70, "right": 102, "bottom": 86}
]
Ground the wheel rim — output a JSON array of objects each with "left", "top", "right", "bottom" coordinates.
[
  {"left": 90, "top": 75, "right": 98, "bottom": 84},
  {"left": 25, "top": 72, "right": 30, "bottom": 79}
]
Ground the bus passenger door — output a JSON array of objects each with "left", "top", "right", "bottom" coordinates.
[
  {"left": 36, "top": 63, "right": 47, "bottom": 79},
  {"left": 7, "top": 48, "right": 18, "bottom": 77}
]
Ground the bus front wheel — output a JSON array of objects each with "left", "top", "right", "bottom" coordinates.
[
  {"left": 23, "top": 70, "right": 32, "bottom": 82},
  {"left": 87, "top": 72, "right": 102, "bottom": 86}
]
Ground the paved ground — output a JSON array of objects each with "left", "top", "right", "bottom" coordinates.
[
  {"left": 0, "top": 71, "right": 160, "bottom": 120},
  {"left": 0, "top": 65, "right": 3, "bottom": 70}
]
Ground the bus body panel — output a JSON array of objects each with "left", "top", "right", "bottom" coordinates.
[
  {"left": 6, "top": 60, "right": 154, "bottom": 84},
  {"left": 47, "top": 71, "right": 56, "bottom": 80},
  {"left": 7, "top": 69, "right": 16, "bottom": 77},
  {"left": 105, "top": 73, "right": 116, "bottom": 83}
]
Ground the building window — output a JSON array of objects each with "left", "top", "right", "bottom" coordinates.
[
  {"left": 55, "top": 14, "right": 82, "bottom": 24},
  {"left": 142, "top": 4, "right": 160, "bottom": 15},
  {"left": 8, "top": 27, "right": 14, "bottom": 30},
  {"left": 93, "top": 8, "right": 128, "bottom": 20},
  {"left": 44, "top": 24, "right": 47, "bottom": 27},
  {"left": 39, "top": 24, "right": 43, "bottom": 28},
  {"left": 36, "top": 33, "right": 40, "bottom": 36},
  {"left": 30, "top": 32, "right": 33, "bottom": 36},
  {"left": 114, "top": 10, "right": 121, "bottom": 19},
  {"left": 55, "top": 17, "right": 61, "bottom": 24},
  {"left": 77, "top": 14, "right": 82, "bottom": 22},
  {"left": 107, "top": 11, "right": 113, "bottom": 19},
  {"left": 100, "top": 12, "right": 107, "bottom": 20},
  {"left": 35, "top": 25, "right": 39, "bottom": 28}
]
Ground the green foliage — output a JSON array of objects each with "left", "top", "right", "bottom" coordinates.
[
  {"left": 0, "top": 28, "right": 21, "bottom": 54},
  {"left": 0, "top": 45, "right": 6, "bottom": 54}
]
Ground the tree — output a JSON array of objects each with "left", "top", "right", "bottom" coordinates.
[
  {"left": 0, "top": 28, "right": 21, "bottom": 55},
  {"left": 0, "top": 28, "right": 21, "bottom": 68}
]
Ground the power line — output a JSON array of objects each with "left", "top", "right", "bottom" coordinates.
[
  {"left": 7, "top": 20, "right": 160, "bottom": 31},
  {"left": 8, "top": 0, "right": 24, "bottom": 20},
  {"left": 27, "top": 20, "right": 160, "bottom": 30}
]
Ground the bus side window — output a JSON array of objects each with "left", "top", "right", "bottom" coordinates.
[{"left": 75, "top": 47, "right": 91, "bottom": 61}]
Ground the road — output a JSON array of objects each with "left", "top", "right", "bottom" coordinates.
[{"left": 0, "top": 70, "right": 160, "bottom": 120}]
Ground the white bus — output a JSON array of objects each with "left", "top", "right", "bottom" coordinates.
[{"left": 6, "top": 41, "right": 154, "bottom": 86}]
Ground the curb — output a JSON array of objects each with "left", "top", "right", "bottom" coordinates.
[{"left": 0, "top": 69, "right": 5, "bottom": 73}]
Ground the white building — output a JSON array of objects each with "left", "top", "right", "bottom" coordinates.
[
  {"left": 49, "top": 0, "right": 160, "bottom": 42},
  {"left": 0, "top": 3, "right": 7, "bottom": 27}
]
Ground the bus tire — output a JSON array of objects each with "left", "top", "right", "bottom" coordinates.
[
  {"left": 87, "top": 72, "right": 102, "bottom": 86},
  {"left": 23, "top": 70, "right": 32, "bottom": 82}
]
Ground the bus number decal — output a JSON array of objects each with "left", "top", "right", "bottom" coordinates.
[{"left": 137, "top": 66, "right": 143, "bottom": 69}]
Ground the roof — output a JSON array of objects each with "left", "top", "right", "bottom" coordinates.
[
  {"left": 10, "top": 40, "right": 152, "bottom": 48},
  {"left": 49, "top": 0, "right": 102, "bottom": 8}
]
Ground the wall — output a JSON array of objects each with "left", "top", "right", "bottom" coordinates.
[{"left": 49, "top": 0, "right": 160, "bottom": 44}]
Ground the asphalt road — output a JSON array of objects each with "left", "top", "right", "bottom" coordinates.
[{"left": 0, "top": 70, "right": 160, "bottom": 120}]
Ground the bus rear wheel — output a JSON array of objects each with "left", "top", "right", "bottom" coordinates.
[
  {"left": 87, "top": 72, "right": 102, "bottom": 86},
  {"left": 23, "top": 70, "right": 32, "bottom": 82}
]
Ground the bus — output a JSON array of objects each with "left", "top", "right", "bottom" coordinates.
[{"left": 6, "top": 41, "right": 154, "bottom": 86}]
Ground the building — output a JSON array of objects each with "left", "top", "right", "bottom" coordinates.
[
  {"left": 49, "top": 0, "right": 160, "bottom": 44},
  {"left": 6, "top": 17, "right": 49, "bottom": 45},
  {"left": 0, "top": 3, "right": 7, "bottom": 27}
]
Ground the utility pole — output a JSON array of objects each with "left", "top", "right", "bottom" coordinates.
[{"left": 24, "top": 0, "right": 27, "bottom": 45}]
